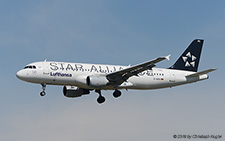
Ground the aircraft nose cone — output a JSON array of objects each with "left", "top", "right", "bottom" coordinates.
[
  {"left": 16, "top": 70, "right": 25, "bottom": 80},
  {"left": 16, "top": 70, "right": 21, "bottom": 79}
]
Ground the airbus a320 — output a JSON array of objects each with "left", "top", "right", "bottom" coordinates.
[{"left": 16, "top": 39, "right": 216, "bottom": 104}]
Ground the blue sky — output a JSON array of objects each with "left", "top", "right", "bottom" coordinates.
[{"left": 0, "top": 0, "right": 224, "bottom": 140}]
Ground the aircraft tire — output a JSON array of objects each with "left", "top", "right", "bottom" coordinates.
[
  {"left": 97, "top": 96, "right": 105, "bottom": 104},
  {"left": 113, "top": 90, "right": 122, "bottom": 98},
  {"left": 40, "top": 91, "right": 46, "bottom": 96}
]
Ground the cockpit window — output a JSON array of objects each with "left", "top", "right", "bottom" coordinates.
[{"left": 24, "top": 65, "right": 36, "bottom": 69}]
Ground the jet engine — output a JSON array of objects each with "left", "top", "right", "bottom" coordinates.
[
  {"left": 63, "top": 86, "right": 90, "bottom": 98},
  {"left": 86, "top": 75, "right": 109, "bottom": 88}
]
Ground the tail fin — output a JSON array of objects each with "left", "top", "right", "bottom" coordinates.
[{"left": 169, "top": 39, "right": 204, "bottom": 72}]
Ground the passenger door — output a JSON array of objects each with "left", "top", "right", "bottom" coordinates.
[{"left": 169, "top": 70, "right": 175, "bottom": 82}]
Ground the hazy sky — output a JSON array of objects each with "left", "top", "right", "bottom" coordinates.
[{"left": 1, "top": 0, "right": 224, "bottom": 140}]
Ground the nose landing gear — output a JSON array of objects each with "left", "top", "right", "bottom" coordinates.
[{"left": 40, "top": 83, "right": 46, "bottom": 96}]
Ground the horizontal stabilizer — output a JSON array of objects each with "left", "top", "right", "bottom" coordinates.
[{"left": 186, "top": 68, "right": 216, "bottom": 77}]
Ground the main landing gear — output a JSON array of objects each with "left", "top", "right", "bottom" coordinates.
[
  {"left": 95, "top": 89, "right": 122, "bottom": 104},
  {"left": 113, "top": 89, "right": 122, "bottom": 98},
  {"left": 95, "top": 89, "right": 105, "bottom": 104},
  {"left": 40, "top": 83, "right": 46, "bottom": 96}
]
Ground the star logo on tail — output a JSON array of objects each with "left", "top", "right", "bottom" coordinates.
[{"left": 182, "top": 52, "right": 197, "bottom": 67}]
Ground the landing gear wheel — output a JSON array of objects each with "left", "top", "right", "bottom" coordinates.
[
  {"left": 40, "top": 91, "right": 46, "bottom": 96},
  {"left": 113, "top": 89, "right": 122, "bottom": 98},
  {"left": 97, "top": 96, "right": 106, "bottom": 104},
  {"left": 95, "top": 89, "right": 106, "bottom": 104},
  {"left": 40, "top": 83, "right": 46, "bottom": 97}
]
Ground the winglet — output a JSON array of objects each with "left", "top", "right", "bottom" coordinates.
[{"left": 165, "top": 54, "right": 171, "bottom": 61}]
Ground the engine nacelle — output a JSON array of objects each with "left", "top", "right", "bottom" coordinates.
[
  {"left": 63, "top": 86, "right": 90, "bottom": 98},
  {"left": 86, "top": 75, "right": 109, "bottom": 88}
]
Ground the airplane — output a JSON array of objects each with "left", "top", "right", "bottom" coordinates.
[{"left": 16, "top": 39, "right": 216, "bottom": 104}]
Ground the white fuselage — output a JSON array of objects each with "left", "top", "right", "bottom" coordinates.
[{"left": 16, "top": 61, "right": 208, "bottom": 90}]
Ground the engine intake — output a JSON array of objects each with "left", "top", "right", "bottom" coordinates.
[{"left": 86, "top": 75, "right": 109, "bottom": 88}]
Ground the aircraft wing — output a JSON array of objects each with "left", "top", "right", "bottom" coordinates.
[{"left": 106, "top": 55, "right": 170, "bottom": 85}]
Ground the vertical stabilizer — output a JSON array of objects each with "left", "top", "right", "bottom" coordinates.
[{"left": 169, "top": 39, "right": 204, "bottom": 72}]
